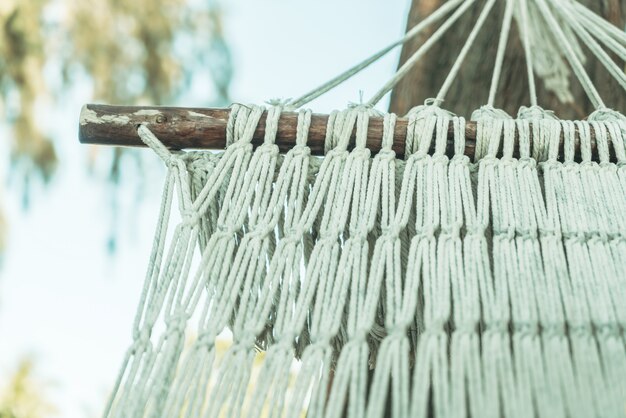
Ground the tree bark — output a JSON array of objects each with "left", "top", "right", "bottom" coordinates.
[{"left": 389, "top": 0, "right": 626, "bottom": 118}]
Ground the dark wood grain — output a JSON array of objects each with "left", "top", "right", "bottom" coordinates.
[
  {"left": 80, "top": 104, "right": 611, "bottom": 161},
  {"left": 79, "top": 104, "right": 466, "bottom": 158}
]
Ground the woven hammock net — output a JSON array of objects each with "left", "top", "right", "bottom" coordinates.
[{"left": 103, "top": 0, "right": 626, "bottom": 417}]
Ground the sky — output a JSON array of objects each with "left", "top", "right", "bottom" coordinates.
[{"left": 0, "top": 1, "right": 408, "bottom": 417}]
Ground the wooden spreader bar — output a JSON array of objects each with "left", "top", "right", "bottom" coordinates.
[{"left": 79, "top": 104, "right": 604, "bottom": 160}]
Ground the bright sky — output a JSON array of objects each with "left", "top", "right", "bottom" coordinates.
[{"left": 0, "top": 1, "right": 407, "bottom": 417}]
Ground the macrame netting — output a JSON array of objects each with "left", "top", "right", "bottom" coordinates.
[{"left": 102, "top": 0, "right": 626, "bottom": 417}]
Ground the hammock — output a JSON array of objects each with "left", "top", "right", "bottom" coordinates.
[{"left": 78, "top": 1, "right": 626, "bottom": 417}]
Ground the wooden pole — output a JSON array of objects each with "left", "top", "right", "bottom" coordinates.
[
  {"left": 79, "top": 104, "right": 608, "bottom": 161},
  {"left": 79, "top": 104, "right": 471, "bottom": 158}
]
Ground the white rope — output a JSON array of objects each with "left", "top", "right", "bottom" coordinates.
[
  {"left": 291, "top": 0, "right": 624, "bottom": 111},
  {"left": 572, "top": 2, "right": 626, "bottom": 46},
  {"left": 571, "top": 4, "right": 626, "bottom": 62},
  {"left": 533, "top": 0, "right": 605, "bottom": 108},
  {"left": 289, "top": 0, "right": 465, "bottom": 108},
  {"left": 366, "top": 0, "right": 478, "bottom": 107},
  {"left": 105, "top": 106, "right": 626, "bottom": 418},
  {"left": 103, "top": 2, "right": 626, "bottom": 418},
  {"left": 518, "top": 0, "right": 539, "bottom": 106},
  {"left": 488, "top": 0, "right": 515, "bottom": 107},
  {"left": 554, "top": 1, "right": 626, "bottom": 93},
  {"left": 434, "top": 0, "right": 498, "bottom": 105}
]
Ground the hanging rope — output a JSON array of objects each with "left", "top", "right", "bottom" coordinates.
[
  {"left": 487, "top": 0, "right": 515, "bottom": 107},
  {"left": 101, "top": 1, "right": 626, "bottom": 417}
]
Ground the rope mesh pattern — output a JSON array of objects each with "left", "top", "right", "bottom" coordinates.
[
  {"left": 103, "top": 104, "right": 626, "bottom": 418},
  {"left": 101, "top": 0, "right": 626, "bottom": 415}
]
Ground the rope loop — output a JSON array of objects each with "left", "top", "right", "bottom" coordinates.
[
  {"left": 226, "top": 103, "right": 265, "bottom": 147},
  {"left": 263, "top": 105, "right": 283, "bottom": 145},
  {"left": 518, "top": 105, "right": 558, "bottom": 161},
  {"left": 405, "top": 103, "right": 453, "bottom": 156},
  {"left": 295, "top": 108, "right": 313, "bottom": 147},
  {"left": 471, "top": 105, "right": 511, "bottom": 162},
  {"left": 381, "top": 112, "right": 397, "bottom": 153},
  {"left": 181, "top": 208, "right": 202, "bottom": 226},
  {"left": 575, "top": 120, "right": 592, "bottom": 163},
  {"left": 452, "top": 116, "right": 466, "bottom": 157}
]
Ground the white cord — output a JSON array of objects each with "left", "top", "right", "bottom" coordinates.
[
  {"left": 534, "top": 0, "right": 605, "bottom": 108},
  {"left": 488, "top": 0, "right": 515, "bottom": 107},
  {"left": 434, "top": 0, "right": 498, "bottom": 106},
  {"left": 366, "top": 0, "right": 478, "bottom": 107},
  {"left": 289, "top": 0, "right": 465, "bottom": 108},
  {"left": 519, "top": 0, "right": 539, "bottom": 106}
]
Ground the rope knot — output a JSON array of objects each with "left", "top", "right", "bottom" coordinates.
[
  {"left": 471, "top": 106, "right": 511, "bottom": 161},
  {"left": 130, "top": 335, "right": 153, "bottom": 356},
  {"left": 351, "top": 147, "right": 371, "bottom": 160},
  {"left": 324, "top": 108, "right": 362, "bottom": 152},
  {"left": 465, "top": 223, "right": 486, "bottom": 236},
  {"left": 377, "top": 148, "right": 396, "bottom": 161},
  {"left": 517, "top": 227, "right": 537, "bottom": 239},
  {"left": 485, "top": 321, "right": 509, "bottom": 334},
  {"left": 454, "top": 324, "right": 477, "bottom": 335},
  {"left": 451, "top": 154, "right": 470, "bottom": 165},
  {"left": 588, "top": 107, "right": 626, "bottom": 122},
  {"left": 471, "top": 105, "right": 511, "bottom": 121},
  {"left": 265, "top": 97, "right": 293, "bottom": 109},
  {"left": 405, "top": 104, "right": 454, "bottom": 156},
  {"left": 196, "top": 332, "right": 217, "bottom": 348},
  {"left": 517, "top": 158, "right": 536, "bottom": 170},
  {"left": 216, "top": 224, "right": 240, "bottom": 237},
  {"left": 255, "top": 142, "right": 279, "bottom": 156},
  {"left": 135, "top": 329, "right": 152, "bottom": 348},
  {"left": 517, "top": 105, "right": 558, "bottom": 121},
  {"left": 432, "top": 154, "right": 449, "bottom": 165},
  {"left": 181, "top": 208, "right": 202, "bottom": 226},
  {"left": 381, "top": 224, "right": 403, "bottom": 237},
  {"left": 441, "top": 221, "right": 462, "bottom": 237},
  {"left": 166, "top": 312, "right": 189, "bottom": 334},
  {"left": 415, "top": 225, "right": 436, "bottom": 241},
  {"left": 514, "top": 323, "right": 539, "bottom": 336},
  {"left": 226, "top": 103, "right": 265, "bottom": 147},
  {"left": 166, "top": 154, "right": 186, "bottom": 172},
  {"left": 541, "top": 324, "right": 565, "bottom": 337},
  {"left": 290, "top": 144, "right": 310, "bottom": 158},
  {"left": 235, "top": 332, "right": 257, "bottom": 348},
  {"left": 407, "top": 102, "right": 454, "bottom": 120}
]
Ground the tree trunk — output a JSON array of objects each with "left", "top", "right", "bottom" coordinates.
[{"left": 389, "top": 0, "right": 626, "bottom": 118}]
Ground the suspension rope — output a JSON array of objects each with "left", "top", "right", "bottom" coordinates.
[
  {"left": 487, "top": 0, "right": 515, "bottom": 107},
  {"left": 534, "top": 0, "right": 605, "bottom": 108},
  {"left": 555, "top": 2, "right": 626, "bottom": 93},
  {"left": 568, "top": 1, "right": 626, "bottom": 62},
  {"left": 519, "top": 0, "right": 539, "bottom": 106},
  {"left": 288, "top": 0, "right": 465, "bottom": 108},
  {"left": 101, "top": 3, "right": 626, "bottom": 418},
  {"left": 433, "top": 0, "right": 498, "bottom": 106},
  {"left": 572, "top": 2, "right": 626, "bottom": 46},
  {"left": 365, "top": 0, "right": 478, "bottom": 107}
]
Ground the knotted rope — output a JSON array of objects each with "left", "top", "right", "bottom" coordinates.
[{"left": 103, "top": 1, "right": 626, "bottom": 417}]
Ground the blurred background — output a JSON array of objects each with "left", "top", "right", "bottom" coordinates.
[{"left": 0, "top": 0, "right": 406, "bottom": 417}]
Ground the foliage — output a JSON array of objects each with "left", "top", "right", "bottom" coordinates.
[
  {"left": 0, "top": 358, "right": 56, "bottom": 418},
  {"left": 0, "top": 0, "right": 232, "bottom": 249},
  {"left": 0, "top": 0, "right": 56, "bottom": 191}
]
